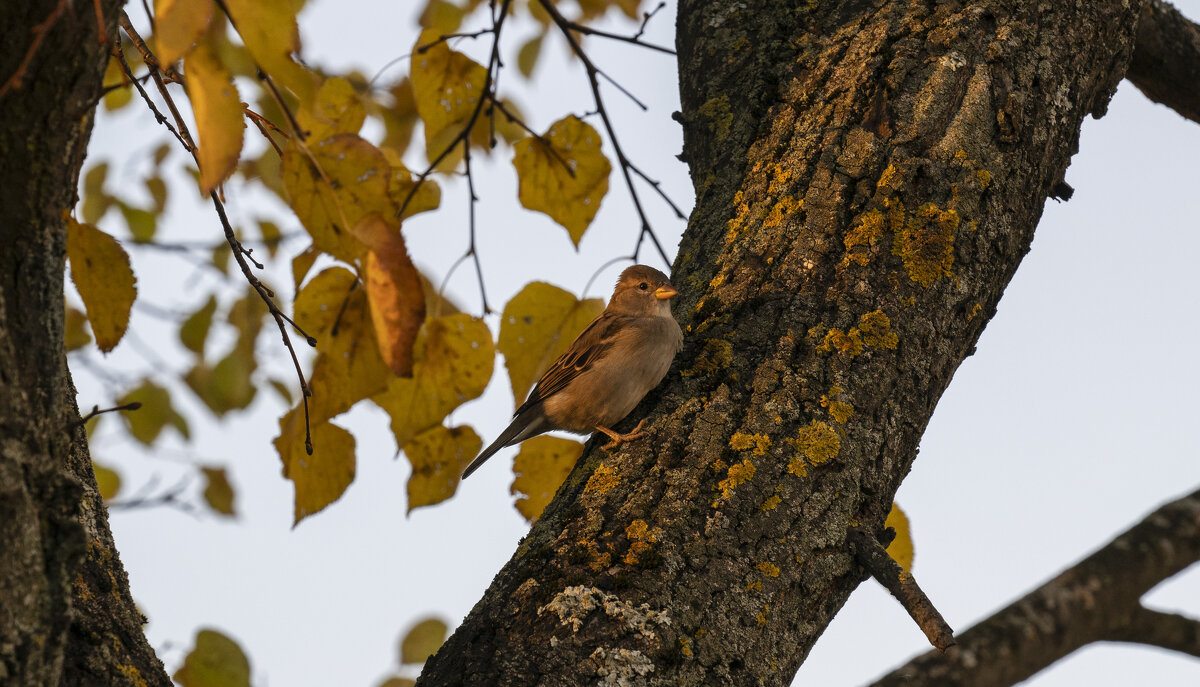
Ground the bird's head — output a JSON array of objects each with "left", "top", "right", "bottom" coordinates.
[{"left": 610, "top": 264, "right": 678, "bottom": 316}]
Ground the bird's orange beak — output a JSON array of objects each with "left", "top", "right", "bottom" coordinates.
[{"left": 654, "top": 285, "right": 678, "bottom": 300}]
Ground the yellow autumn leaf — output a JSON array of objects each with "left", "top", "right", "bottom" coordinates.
[
  {"left": 381, "top": 79, "right": 418, "bottom": 157},
  {"left": 281, "top": 134, "right": 392, "bottom": 263},
  {"left": 81, "top": 162, "right": 112, "bottom": 224},
  {"left": 373, "top": 313, "right": 494, "bottom": 449},
  {"left": 184, "top": 34, "right": 245, "bottom": 193},
  {"left": 118, "top": 380, "right": 191, "bottom": 445},
  {"left": 101, "top": 56, "right": 133, "bottom": 112},
  {"left": 179, "top": 294, "right": 218, "bottom": 356},
  {"left": 517, "top": 34, "right": 543, "bottom": 79},
  {"left": 291, "top": 244, "right": 319, "bottom": 293},
  {"left": 294, "top": 267, "right": 391, "bottom": 424},
  {"left": 353, "top": 216, "right": 425, "bottom": 377},
  {"left": 66, "top": 219, "right": 137, "bottom": 353},
  {"left": 399, "top": 616, "right": 449, "bottom": 664},
  {"left": 405, "top": 424, "right": 481, "bottom": 512},
  {"left": 201, "top": 466, "right": 236, "bottom": 517},
  {"left": 885, "top": 503, "right": 914, "bottom": 573},
  {"left": 410, "top": 29, "right": 486, "bottom": 160},
  {"left": 297, "top": 76, "right": 366, "bottom": 142},
  {"left": 512, "top": 115, "right": 611, "bottom": 245},
  {"left": 382, "top": 148, "right": 440, "bottom": 220},
  {"left": 275, "top": 410, "right": 356, "bottom": 524},
  {"left": 153, "top": 0, "right": 214, "bottom": 65},
  {"left": 65, "top": 304, "right": 92, "bottom": 352},
  {"left": 498, "top": 281, "right": 604, "bottom": 407},
  {"left": 184, "top": 348, "right": 257, "bottom": 416},
  {"left": 510, "top": 436, "right": 583, "bottom": 523},
  {"left": 173, "top": 628, "right": 251, "bottom": 687},
  {"left": 93, "top": 461, "right": 121, "bottom": 501},
  {"left": 222, "top": 0, "right": 315, "bottom": 103}
]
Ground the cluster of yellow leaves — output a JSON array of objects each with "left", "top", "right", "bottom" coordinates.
[{"left": 76, "top": 0, "right": 638, "bottom": 525}]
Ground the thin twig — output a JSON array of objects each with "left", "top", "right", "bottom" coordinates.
[
  {"left": 107, "top": 474, "right": 198, "bottom": 515},
  {"left": 70, "top": 402, "right": 143, "bottom": 432},
  {"left": 549, "top": 2, "right": 674, "bottom": 55},
  {"left": 536, "top": 0, "right": 673, "bottom": 268},
  {"left": 848, "top": 526, "right": 955, "bottom": 652},
  {"left": 0, "top": 0, "right": 70, "bottom": 101},
  {"left": 245, "top": 106, "right": 286, "bottom": 155},
  {"left": 119, "top": 10, "right": 316, "bottom": 454},
  {"left": 416, "top": 28, "right": 495, "bottom": 54}
]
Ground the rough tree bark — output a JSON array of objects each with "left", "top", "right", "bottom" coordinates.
[
  {"left": 419, "top": 1, "right": 1144, "bottom": 685},
  {"left": 0, "top": 0, "right": 169, "bottom": 685}
]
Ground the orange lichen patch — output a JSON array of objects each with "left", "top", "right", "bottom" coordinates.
[
  {"left": 892, "top": 202, "right": 959, "bottom": 287},
  {"left": 680, "top": 637, "right": 693, "bottom": 657},
  {"left": 710, "top": 458, "right": 728, "bottom": 473},
  {"left": 969, "top": 302, "right": 983, "bottom": 320},
  {"left": 842, "top": 210, "right": 885, "bottom": 266},
  {"left": 877, "top": 163, "right": 898, "bottom": 190},
  {"left": 717, "top": 458, "right": 756, "bottom": 500},
  {"left": 857, "top": 309, "right": 898, "bottom": 350},
  {"left": 584, "top": 463, "right": 620, "bottom": 495},
  {"left": 791, "top": 421, "right": 841, "bottom": 465},
  {"left": 757, "top": 562, "right": 780, "bottom": 578},
  {"left": 828, "top": 401, "right": 854, "bottom": 424},
  {"left": 726, "top": 190, "right": 752, "bottom": 241},
  {"left": 768, "top": 163, "right": 793, "bottom": 194},
  {"left": 117, "top": 664, "right": 147, "bottom": 687},
  {"left": 746, "top": 579, "right": 763, "bottom": 592},
  {"left": 975, "top": 169, "right": 992, "bottom": 189},
  {"left": 730, "top": 431, "right": 772, "bottom": 456},
  {"left": 682, "top": 338, "right": 733, "bottom": 377},
  {"left": 760, "top": 494, "right": 782, "bottom": 511},
  {"left": 622, "top": 520, "right": 657, "bottom": 564},
  {"left": 787, "top": 457, "right": 808, "bottom": 477},
  {"left": 817, "top": 327, "right": 863, "bottom": 357},
  {"left": 756, "top": 604, "right": 771, "bottom": 626},
  {"left": 578, "top": 537, "right": 612, "bottom": 572},
  {"left": 764, "top": 196, "right": 802, "bottom": 228}
]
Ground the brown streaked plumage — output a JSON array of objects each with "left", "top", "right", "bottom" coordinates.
[{"left": 461, "top": 265, "right": 683, "bottom": 479}]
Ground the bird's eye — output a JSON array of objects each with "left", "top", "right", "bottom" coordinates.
[{"left": 638, "top": 282, "right": 649, "bottom": 291}]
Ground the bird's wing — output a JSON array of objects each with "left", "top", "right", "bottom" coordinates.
[{"left": 515, "top": 310, "right": 632, "bottom": 416}]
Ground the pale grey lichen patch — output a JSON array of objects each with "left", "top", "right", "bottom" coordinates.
[
  {"left": 590, "top": 647, "right": 655, "bottom": 686},
  {"left": 538, "top": 586, "right": 671, "bottom": 639}
]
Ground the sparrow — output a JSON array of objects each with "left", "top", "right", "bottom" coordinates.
[{"left": 461, "top": 265, "right": 684, "bottom": 479}]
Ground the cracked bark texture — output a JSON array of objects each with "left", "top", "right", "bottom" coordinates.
[
  {"left": 0, "top": 0, "right": 169, "bottom": 685},
  {"left": 869, "top": 487, "right": 1200, "bottom": 686},
  {"left": 419, "top": 1, "right": 1141, "bottom": 685}
]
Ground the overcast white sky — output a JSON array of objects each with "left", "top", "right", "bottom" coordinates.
[{"left": 75, "top": 2, "right": 1200, "bottom": 685}]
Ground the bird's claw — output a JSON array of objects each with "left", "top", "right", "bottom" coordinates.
[{"left": 598, "top": 419, "right": 648, "bottom": 450}]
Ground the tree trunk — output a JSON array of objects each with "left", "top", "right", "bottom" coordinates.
[
  {"left": 0, "top": 1, "right": 169, "bottom": 684},
  {"left": 419, "top": 1, "right": 1139, "bottom": 685}
]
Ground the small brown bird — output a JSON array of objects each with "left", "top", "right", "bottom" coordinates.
[{"left": 461, "top": 265, "right": 684, "bottom": 479}]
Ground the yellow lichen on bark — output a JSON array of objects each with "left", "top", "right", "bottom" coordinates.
[
  {"left": 730, "top": 431, "right": 772, "bottom": 455},
  {"left": 842, "top": 209, "right": 885, "bottom": 266},
  {"left": 585, "top": 463, "right": 620, "bottom": 495},
  {"left": 892, "top": 201, "right": 959, "bottom": 287},
  {"left": 717, "top": 458, "right": 756, "bottom": 500},
  {"left": 792, "top": 421, "right": 841, "bottom": 465}
]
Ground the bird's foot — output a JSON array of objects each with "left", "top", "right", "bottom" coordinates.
[{"left": 597, "top": 419, "right": 648, "bottom": 450}]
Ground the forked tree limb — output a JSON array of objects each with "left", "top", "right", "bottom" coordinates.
[{"left": 868, "top": 486, "right": 1200, "bottom": 687}]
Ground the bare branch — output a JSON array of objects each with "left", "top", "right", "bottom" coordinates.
[
  {"left": 69, "top": 402, "right": 142, "bottom": 432},
  {"left": 1126, "top": 0, "right": 1200, "bottom": 124},
  {"left": 848, "top": 526, "right": 955, "bottom": 652},
  {"left": 868, "top": 486, "right": 1200, "bottom": 687},
  {"left": 1105, "top": 607, "right": 1200, "bottom": 659},
  {"left": 536, "top": 0, "right": 675, "bottom": 268},
  {"left": 549, "top": 2, "right": 675, "bottom": 55}
]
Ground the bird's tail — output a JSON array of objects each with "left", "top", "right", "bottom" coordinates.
[{"left": 460, "top": 411, "right": 545, "bottom": 479}]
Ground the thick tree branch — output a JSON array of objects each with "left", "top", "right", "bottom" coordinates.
[
  {"left": 869, "top": 487, "right": 1200, "bottom": 687},
  {"left": 1126, "top": 0, "right": 1200, "bottom": 124}
]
